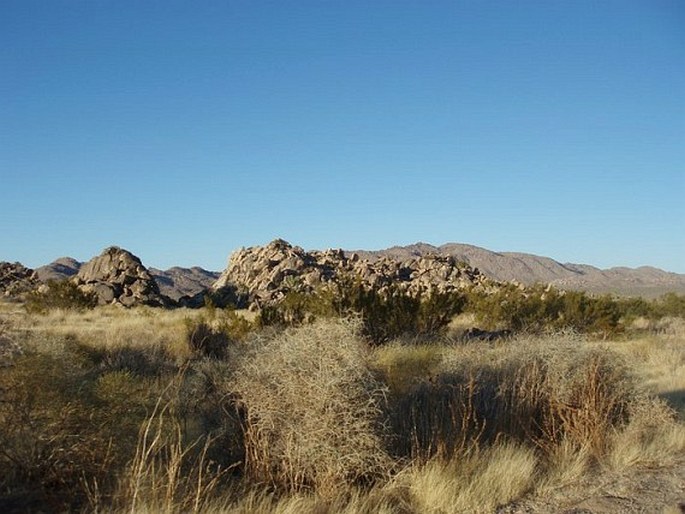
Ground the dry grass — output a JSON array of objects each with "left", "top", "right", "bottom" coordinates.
[
  {"left": 111, "top": 392, "right": 229, "bottom": 514},
  {"left": 1, "top": 300, "right": 684, "bottom": 513},
  {"left": 397, "top": 443, "right": 538, "bottom": 514}
]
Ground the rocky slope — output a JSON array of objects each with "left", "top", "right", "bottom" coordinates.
[
  {"left": 212, "top": 239, "right": 492, "bottom": 309},
  {"left": 353, "top": 243, "right": 685, "bottom": 297},
  {"left": 72, "top": 247, "right": 169, "bottom": 307}
]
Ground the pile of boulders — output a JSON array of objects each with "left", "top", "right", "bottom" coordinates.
[
  {"left": 212, "top": 239, "right": 493, "bottom": 309},
  {"left": 72, "top": 247, "right": 169, "bottom": 307},
  {"left": 0, "top": 262, "right": 40, "bottom": 298}
]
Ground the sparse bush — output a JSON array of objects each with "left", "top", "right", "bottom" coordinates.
[
  {"left": 257, "top": 289, "right": 335, "bottom": 327},
  {"left": 229, "top": 319, "right": 392, "bottom": 493},
  {"left": 184, "top": 309, "right": 256, "bottom": 359},
  {"left": 185, "top": 319, "right": 231, "bottom": 359},
  {"left": 25, "top": 280, "right": 97, "bottom": 314},
  {"left": 0, "top": 349, "right": 117, "bottom": 511},
  {"left": 97, "top": 344, "right": 176, "bottom": 376},
  {"left": 384, "top": 336, "right": 635, "bottom": 464},
  {"left": 2, "top": 295, "right": 683, "bottom": 513}
]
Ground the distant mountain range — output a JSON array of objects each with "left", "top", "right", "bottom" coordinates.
[
  {"left": 349, "top": 243, "right": 685, "bottom": 297},
  {"left": 33, "top": 242, "right": 685, "bottom": 299}
]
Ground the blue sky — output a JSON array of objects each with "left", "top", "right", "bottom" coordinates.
[{"left": 2, "top": 1, "right": 684, "bottom": 272}]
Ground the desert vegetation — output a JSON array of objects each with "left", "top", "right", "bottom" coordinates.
[{"left": 0, "top": 291, "right": 684, "bottom": 512}]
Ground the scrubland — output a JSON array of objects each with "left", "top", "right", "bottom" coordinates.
[{"left": 0, "top": 301, "right": 684, "bottom": 513}]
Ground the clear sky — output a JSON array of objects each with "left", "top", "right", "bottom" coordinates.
[{"left": 2, "top": 1, "right": 684, "bottom": 272}]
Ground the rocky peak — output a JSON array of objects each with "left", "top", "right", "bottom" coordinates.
[{"left": 73, "top": 247, "right": 168, "bottom": 307}]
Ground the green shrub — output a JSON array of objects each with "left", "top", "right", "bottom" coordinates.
[
  {"left": 25, "top": 280, "right": 98, "bottom": 313},
  {"left": 258, "top": 280, "right": 465, "bottom": 344},
  {"left": 653, "top": 292, "right": 685, "bottom": 318},
  {"left": 465, "top": 285, "right": 622, "bottom": 336}
]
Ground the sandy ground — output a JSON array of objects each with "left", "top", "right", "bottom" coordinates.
[{"left": 501, "top": 459, "right": 685, "bottom": 514}]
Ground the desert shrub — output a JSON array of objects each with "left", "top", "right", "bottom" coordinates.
[
  {"left": 507, "top": 349, "right": 632, "bottom": 455},
  {"left": 559, "top": 291, "right": 622, "bottom": 337},
  {"left": 182, "top": 361, "right": 246, "bottom": 470},
  {"left": 465, "top": 284, "right": 563, "bottom": 332},
  {"left": 24, "top": 280, "right": 98, "bottom": 313},
  {"left": 228, "top": 319, "right": 392, "bottom": 494},
  {"left": 258, "top": 281, "right": 465, "bottom": 345},
  {"left": 331, "top": 280, "right": 465, "bottom": 344},
  {"left": 389, "top": 373, "right": 488, "bottom": 461},
  {"left": 465, "top": 285, "right": 623, "bottom": 336},
  {"left": 97, "top": 344, "right": 176, "bottom": 376},
  {"left": 653, "top": 292, "right": 685, "bottom": 319},
  {"left": 257, "top": 289, "right": 336, "bottom": 327},
  {"left": 185, "top": 319, "right": 231, "bottom": 359},
  {"left": 606, "top": 396, "right": 685, "bottom": 469},
  {"left": 373, "top": 343, "right": 445, "bottom": 394},
  {"left": 214, "top": 309, "right": 256, "bottom": 342},
  {"left": 184, "top": 309, "right": 256, "bottom": 359},
  {"left": 0, "top": 349, "right": 118, "bottom": 511},
  {"left": 386, "top": 336, "right": 635, "bottom": 463}
]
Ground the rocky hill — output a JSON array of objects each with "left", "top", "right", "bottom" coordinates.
[
  {"left": 72, "top": 247, "right": 169, "bottom": 307},
  {"left": 352, "top": 243, "right": 685, "bottom": 297},
  {"left": 212, "top": 239, "right": 492, "bottom": 309},
  {"left": 0, "top": 262, "right": 39, "bottom": 298}
]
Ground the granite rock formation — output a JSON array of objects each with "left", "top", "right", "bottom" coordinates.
[
  {"left": 212, "top": 239, "right": 492, "bottom": 309},
  {"left": 0, "top": 262, "right": 40, "bottom": 298},
  {"left": 72, "top": 247, "right": 169, "bottom": 307}
]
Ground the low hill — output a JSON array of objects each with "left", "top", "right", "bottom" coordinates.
[
  {"left": 34, "top": 257, "right": 81, "bottom": 282},
  {"left": 149, "top": 267, "right": 220, "bottom": 301}
]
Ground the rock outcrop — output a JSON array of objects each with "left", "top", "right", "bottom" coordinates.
[
  {"left": 0, "top": 262, "right": 40, "bottom": 298},
  {"left": 212, "top": 239, "right": 492, "bottom": 309},
  {"left": 73, "top": 247, "right": 169, "bottom": 307}
]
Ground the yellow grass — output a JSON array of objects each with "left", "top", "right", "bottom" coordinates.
[{"left": 1, "top": 301, "right": 684, "bottom": 513}]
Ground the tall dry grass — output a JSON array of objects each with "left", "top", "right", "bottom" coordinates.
[{"left": 1, "top": 301, "right": 684, "bottom": 513}]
